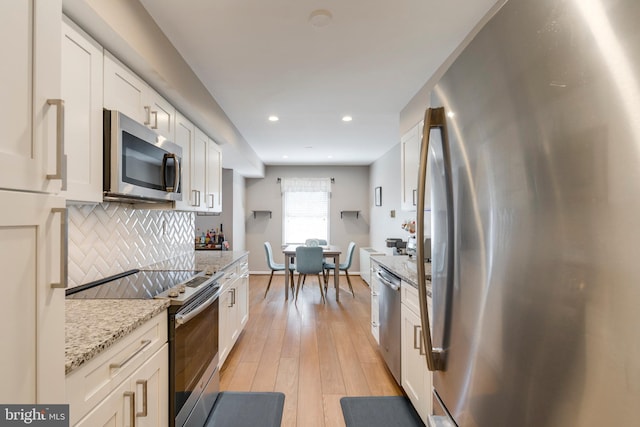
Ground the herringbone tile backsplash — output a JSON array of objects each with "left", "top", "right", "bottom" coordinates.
[{"left": 68, "top": 203, "right": 194, "bottom": 288}]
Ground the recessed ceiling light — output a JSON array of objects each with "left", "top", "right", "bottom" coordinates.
[
  {"left": 328, "top": 155, "right": 333, "bottom": 159},
  {"left": 446, "top": 111, "right": 455, "bottom": 118},
  {"left": 309, "top": 9, "right": 332, "bottom": 28},
  {"left": 342, "top": 115, "right": 353, "bottom": 122},
  {"left": 282, "top": 155, "right": 288, "bottom": 159},
  {"left": 268, "top": 115, "right": 279, "bottom": 122}
]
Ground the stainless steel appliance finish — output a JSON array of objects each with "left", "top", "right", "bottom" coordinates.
[
  {"left": 103, "top": 109, "right": 182, "bottom": 203},
  {"left": 170, "top": 282, "right": 221, "bottom": 427},
  {"left": 375, "top": 265, "right": 402, "bottom": 384},
  {"left": 415, "top": 0, "right": 640, "bottom": 425}
]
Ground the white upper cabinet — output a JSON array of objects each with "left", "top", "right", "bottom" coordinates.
[
  {"left": 0, "top": 0, "right": 63, "bottom": 194},
  {"left": 104, "top": 52, "right": 146, "bottom": 126},
  {"left": 175, "top": 112, "right": 198, "bottom": 211},
  {"left": 177, "top": 120, "right": 222, "bottom": 213},
  {"left": 61, "top": 17, "right": 104, "bottom": 203},
  {"left": 104, "top": 52, "right": 176, "bottom": 142},
  {"left": 401, "top": 121, "right": 421, "bottom": 211},
  {"left": 206, "top": 137, "right": 223, "bottom": 212}
]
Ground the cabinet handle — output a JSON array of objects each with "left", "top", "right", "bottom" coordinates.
[
  {"left": 46, "top": 99, "right": 67, "bottom": 190},
  {"left": 197, "top": 190, "right": 201, "bottom": 206},
  {"left": 208, "top": 193, "right": 214, "bottom": 208},
  {"left": 371, "top": 321, "right": 378, "bottom": 327},
  {"left": 192, "top": 189, "right": 199, "bottom": 207},
  {"left": 144, "top": 106, "right": 151, "bottom": 125},
  {"left": 151, "top": 110, "right": 158, "bottom": 129},
  {"left": 50, "top": 208, "right": 67, "bottom": 289},
  {"left": 110, "top": 339, "right": 152, "bottom": 370},
  {"left": 136, "top": 380, "right": 148, "bottom": 417},
  {"left": 124, "top": 391, "right": 136, "bottom": 427},
  {"left": 412, "top": 189, "right": 417, "bottom": 206},
  {"left": 228, "top": 288, "right": 236, "bottom": 307},
  {"left": 414, "top": 325, "right": 426, "bottom": 355}
]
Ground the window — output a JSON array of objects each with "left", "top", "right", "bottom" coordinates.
[{"left": 281, "top": 178, "right": 330, "bottom": 244}]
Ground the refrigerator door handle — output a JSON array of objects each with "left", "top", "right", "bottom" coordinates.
[{"left": 416, "top": 106, "right": 452, "bottom": 372}]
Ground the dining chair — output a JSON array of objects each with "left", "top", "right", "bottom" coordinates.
[
  {"left": 324, "top": 241, "right": 357, "bottom": 297},
  {"left": 305, "top": 238, "right": 320, "bottom": 247},
  {"left": 295, "top": 246, "right": 326, "bottom": 303},
  {"left": 264, "top": 242, "right": 295, "bottom": 298},
  {"left": 302, "top": 239, "right": 328, "bottom": 285}
]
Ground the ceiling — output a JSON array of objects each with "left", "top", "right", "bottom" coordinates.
[{"left": 139, "top": 0, "right": 498, "bottom": 167}]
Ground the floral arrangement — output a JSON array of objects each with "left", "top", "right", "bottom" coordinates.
[{"left": 401, "top": 219, "right": 416, "bottom": 234}]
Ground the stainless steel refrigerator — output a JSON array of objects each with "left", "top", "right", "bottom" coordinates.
[{"left": 415, "top": 0, "right": 640, "bottom": 425}]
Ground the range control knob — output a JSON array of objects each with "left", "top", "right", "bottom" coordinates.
[
  {"left": 178, "top": 285, "right": 186, "bottom": 293},
  {"left": 168, "top": 289, "right": 179, "bottom": 298}
]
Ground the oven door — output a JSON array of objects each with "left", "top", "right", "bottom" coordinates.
[{"left": 170, "top": 284, "right": 220, "bottom": 427}]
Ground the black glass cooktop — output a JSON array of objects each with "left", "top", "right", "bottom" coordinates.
[{"left": 66, "top": 269, "right": 202, "bottom": 299}]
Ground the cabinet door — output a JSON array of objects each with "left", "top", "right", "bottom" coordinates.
[
  {"left": 104, "top": 52, "right": 147, "bottom": 124},
  {"left": 174, "top": 113, "right": 195, "bottom": 211},
  {"left": 192, "top": 127, "right": 208, "bottom": 211},
  {"left": 237, "top": 263, "right": 249, "bottom": 330},
  {"left": 0, "top": 191, "right": 65, "bottom": 404},
  {"left": 75, "top": 378, "right": 129, "bottom": 427},
  {"left": 145, "top": 90, "right": 175, "bottom": 142},
  {"left": 218, "top": 286, "right": 233, "bottom": 367},
  {"left": 61, "top": 17, "right": 104, "bottom": 203},
  {"left": 130, "top": 344, "right": 168, "bottom": 427},
  {"left": 400, "top": 286, "right": 433, "bottom": 423},
  {"left": 400, "top": 122, "right": 421, "bottom": 211},
  {"left": 0, "top": 0, "right": 63, "bottom": 193},
  {"left": 205, "top": 139, "right": 222, "bottom": 212}
]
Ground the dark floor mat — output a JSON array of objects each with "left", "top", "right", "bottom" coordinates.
[
  {"left": 205, "top": 391, "right": 285, "bottom": 427},
  {"left": 340, "top": 396, "right": 425, "bottom": 427}
]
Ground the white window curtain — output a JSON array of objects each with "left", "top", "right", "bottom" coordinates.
[
  {"left": 280, "top": 177, "right": 332, "bottom": 193},
  {"left": 281, "top": 178, "right": 331, "bottom": 244}
]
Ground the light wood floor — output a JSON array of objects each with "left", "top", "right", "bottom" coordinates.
[{"left": 219, "top": 273, "right": 403, "bottom": 427}]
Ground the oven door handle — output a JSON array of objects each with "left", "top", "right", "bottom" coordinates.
[{"left": 174, "top": 291, "right": 220, "bottom": 327}]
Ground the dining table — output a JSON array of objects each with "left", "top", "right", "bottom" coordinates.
[{"left": 282, "top": 244, "right": 342, "bottom": 301}]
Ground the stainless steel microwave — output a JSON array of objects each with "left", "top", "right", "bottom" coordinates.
[{"left": 103, "top": 109, "right": 182, "bottom": 203}]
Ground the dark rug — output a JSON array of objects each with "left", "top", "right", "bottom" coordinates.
[
  {"left": 340, "top": 396, "right": 425, "bottom": 427},
  {"left": 205, "top": 391, "right": 285, "bottom": 427}
]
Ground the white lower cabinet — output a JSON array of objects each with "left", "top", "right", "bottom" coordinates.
[
  {"left": 219, "top": 256, "right": 249, "bottom": 367},
  {"left": 67, "top": 311, "right": 168, "bottom": 426},
  {"left": 75, "top": 344, "right": 168, "bottom": 427},
  {"left": 370, "top": 261, "right": 380, "bottom": 344},
  {"left": 401, "top": 281, "right": 432, "bottom": 424},
  {"left": 0, "top": 190, "right": 66, "bottom": 404}
]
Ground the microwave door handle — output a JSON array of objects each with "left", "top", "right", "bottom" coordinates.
[{"left": 162, "top": 153, "right": 180, "bottom": 192}]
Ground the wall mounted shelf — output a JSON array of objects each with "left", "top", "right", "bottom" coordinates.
[
  {"left": 252, "top": 210, "right": 272, "bottom": 218},
  {"left": 340, "top": 210, "right": 360, "bottom": 218}
]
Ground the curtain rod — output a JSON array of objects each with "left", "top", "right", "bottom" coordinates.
[{"left": 277, "top": 177, "right": 335, "bottom": 183}]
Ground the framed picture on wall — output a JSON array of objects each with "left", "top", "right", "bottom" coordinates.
[{"left": 375, "top": 186, "right": 382, "bottom": 206}]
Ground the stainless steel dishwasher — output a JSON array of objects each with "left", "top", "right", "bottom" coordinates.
[{"left": 375, "top": 264, "right": 402, "bottom": 384}]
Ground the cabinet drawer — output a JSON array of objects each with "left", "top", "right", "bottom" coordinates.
[
  {"left": 401, "top": 282, "right": 420, "bottom": 315},
  {"left": 66, "top": 311, "right": 167, "bottom": 425}
]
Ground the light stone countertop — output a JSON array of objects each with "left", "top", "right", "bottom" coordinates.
[
  {"left": 65, "top": 299, "right": 170, "bottom": 375},
  {"left": 371, "top": 255, "right": 432, "bottom": 288},
  {"left": 142, "top": 250, "right": 249, "bottom": 274}
]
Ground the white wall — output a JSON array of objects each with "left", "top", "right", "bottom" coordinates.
[
  {"left": 246, "top": 165, "right": 369, "bottom": 273},
  {"left": 369, "top": 143, "right": 431, "bottom": 255}
]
